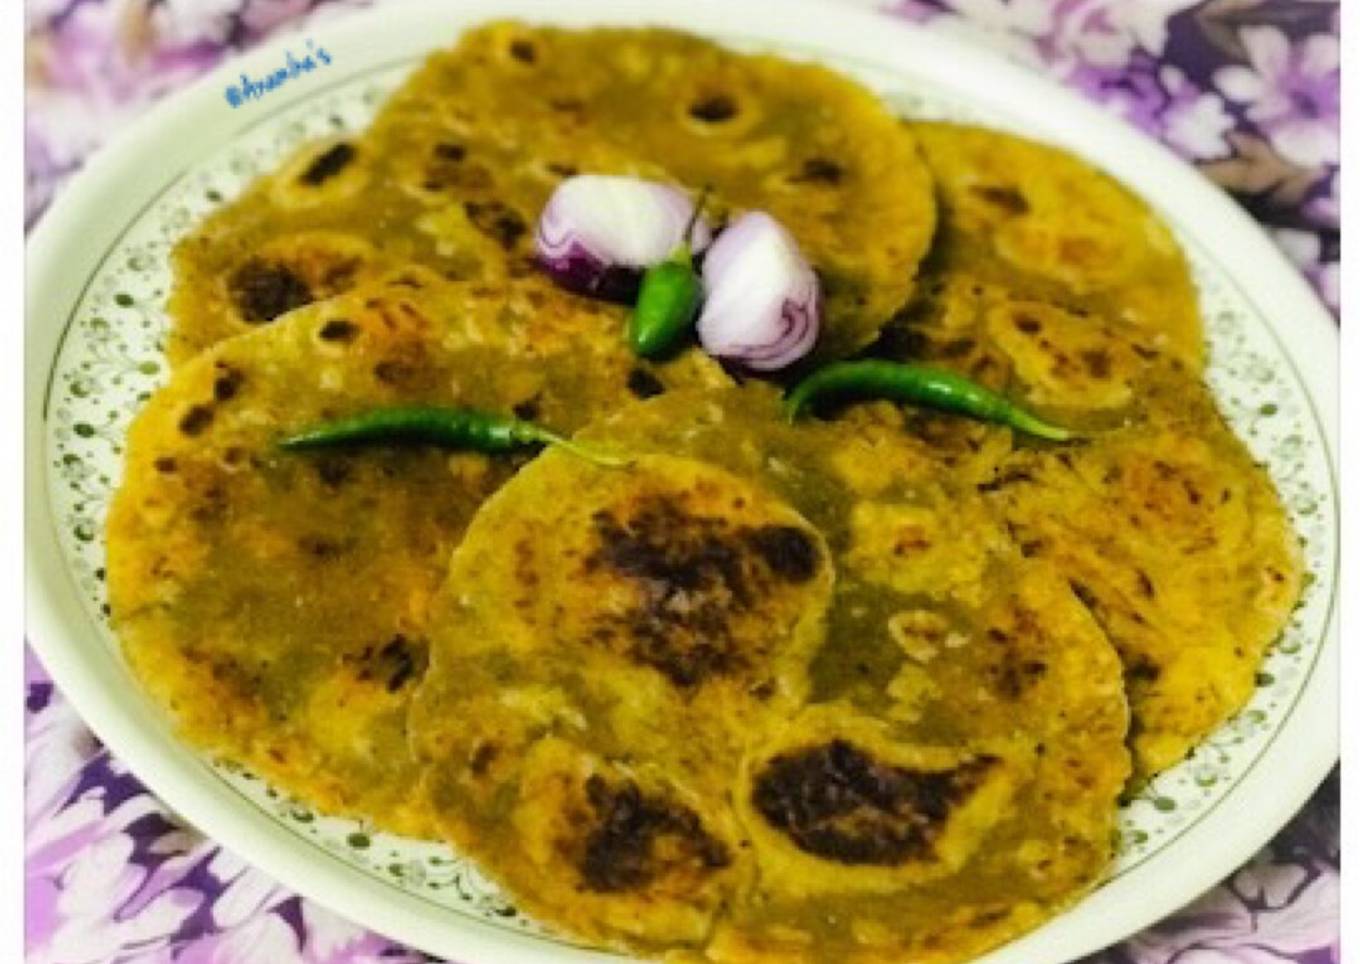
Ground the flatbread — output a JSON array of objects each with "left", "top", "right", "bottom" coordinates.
[
  {"left": 166, "top": 142, "right": 419, "bottom": 364},
  {"left": 412, "top": 450, "right": 835, "bottom": 947},
  {"left": 986, "top": 365, "right": 1303, "bottom": 775},
  {"left": 410, "top": 385, "right": 1129, "bottom": 959},
  {"left": 106, "top": 270, "right": 727, "bottom": 835},
  {"left": 167, "top": 23, "right": 936, "bottom": 367},
  {"left": 907, "top": 122, "right": 1203, "bottom": 371},
  {"left": 873, "top": 264, "right": 1301, "bottom": 775}
]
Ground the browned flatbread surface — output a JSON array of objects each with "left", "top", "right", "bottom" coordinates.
[
  {"left": 411, "top": 386, "right": 1130, "bottom": 960},
  {"left": 167, "top": 23, "right": 937, "bottom": 367},
  {"left": 107, "top": 270, "right": 726, "bottom": 835}
]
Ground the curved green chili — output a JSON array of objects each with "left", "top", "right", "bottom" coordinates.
[
  {"left": 277, "top": 406, "right": 631, "bottom": 467},
  {"left": 784, "top": 360, "right": 1077, "bottom": 442},
  {"left": 627, "top": 186, "right": 710, "bottom": 359}
]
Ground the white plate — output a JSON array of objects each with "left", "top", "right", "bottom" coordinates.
[{"left": 25, "top": 1, "right": 1339, "bottom": 961}]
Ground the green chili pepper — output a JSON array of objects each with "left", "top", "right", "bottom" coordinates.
[
  {"left": 277, "top": 406, "right": 631, "bottom": 467},
  {"left": 627, "top": 187, "right": 709, "bottom": 359},
  {"left": 784, "top": 360, "right": 1077, "bottom": 442},
  {"left": 629, "top": 261, "right": 703, "bottom": 358}
]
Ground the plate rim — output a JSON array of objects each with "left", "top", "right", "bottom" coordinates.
[{"left": 24, "top": 1, "right": 1339, "bottom": 962}]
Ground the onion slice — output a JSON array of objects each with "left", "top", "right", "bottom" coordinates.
[
  {"left": 696, "top": 212, "right": 821, "bottom": 371},
  {"left": 535, "top": 175, "right": 713, "bottom": 301}
]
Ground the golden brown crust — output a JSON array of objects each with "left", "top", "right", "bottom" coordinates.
[
  {"left": 908, "top": 121, "right": 1204, "bottom": 372},
  {"left": 107, "top": 28, "right": 1305, "bottom": 960},
  {"left": 168, "top": 23, "right": 936, "bottom": 368},
  {"left": 868, "top": 124, "right": 1299, "bottom": 777},
  {"left": 410, "top": 386, "right": 1130, "bottom": 959},
  {"left": 107, "top": 272, "right": 727, "bottom": 835},
  {"left": 988, "top": 369, "right": 1303, "bottom": 774}
]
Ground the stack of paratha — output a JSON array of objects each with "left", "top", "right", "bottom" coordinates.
[{"left": 107, "top": 21, "right": 1302, "bottom": 963}]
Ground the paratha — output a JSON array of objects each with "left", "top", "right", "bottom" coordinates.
[
  {"left": 167, "top": 23, "right": 936, "bottom": 367},
  {"left": 907, "top": 122, "right": 1203, "bottom": 372},
  {"left": 106, "top": 269, "right": 727, "bottom": 835},
  {"left": 411, "top": 449, "right": 835, "bottom": 947},
  {"left": 410, "top": 385, "right": 1130, "bottom": 960},
  {"left": 166, "top": 143, "right": 418, "bottom": 364},
  {"left": 985, "top": 365, "right": 1303, "bottom": 775},
  {"left": 103, "top": 23, "right": 1309, "bottom": 961},
  {"left": 873, "top": 266, "right": 1301, "bottom": 775}
]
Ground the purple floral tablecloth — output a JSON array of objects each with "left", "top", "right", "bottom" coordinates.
[{"left": 24, "top": 1, "right": 1339, "bottom": 961}]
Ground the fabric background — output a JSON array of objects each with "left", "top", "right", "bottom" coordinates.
[{"left": 24, "top": 1, "right": 1340, "bottom": 961}]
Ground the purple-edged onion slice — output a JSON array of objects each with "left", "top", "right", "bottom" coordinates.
[
  {"left": 697, "top": 211, "right": 821, "bottom": 371},
  {"left": 535, "top": 175, "right": 713, "bottom": 302}
]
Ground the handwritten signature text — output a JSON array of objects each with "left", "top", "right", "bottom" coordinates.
[{"left": 225, "top": 39, "right": 333, "bottom": 108}]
